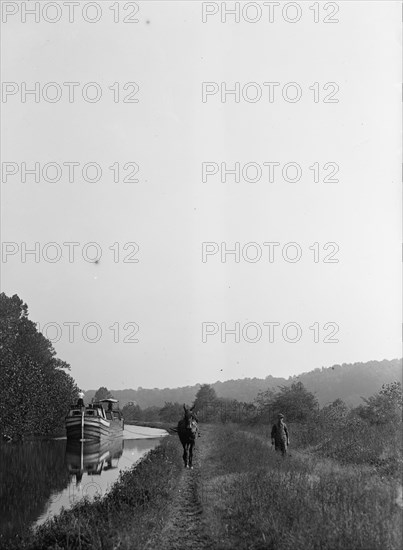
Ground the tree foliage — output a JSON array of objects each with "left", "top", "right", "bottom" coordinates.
[
  {"left": 255, "top": 388, "right": 277, "bottom": 421},
  {"left": 271, "top": 382, "right": 318, "bottom": 422},
  {"left": 193, "top": 384, "right": 217, "bottom": 412},
  {"left": 320, "top": 398, "right": 349, "bottom": 425},
  {"left": 0, "top": 293, "right": 79, "bottom": 439},
  {"left": 255, "top": 382, "right": 318, "bottom": 423},
  {"left": 94, "top": 386, "right": 112, "bottom": 402},
  {"left": 82, "top": 360, "right": 402, "bottom": 410},
  {"left": 159, "top": 402, "right": 183, "bottom": 422},
  {"left": 122, "top": 401, "right": 141, "bottom": 421},
  {"left": 356, "top": 382, "right": 402, "bottom": 425}
]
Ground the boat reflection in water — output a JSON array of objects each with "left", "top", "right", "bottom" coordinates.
[
  {"left": 65, "top": 437, "right": 124, "bottom": 487},
  {"left": 36, "top": 436, "right": 124, "bottom": 527},
  {"left": 0, "top": 429, "right": 165, "bottom": 544}
]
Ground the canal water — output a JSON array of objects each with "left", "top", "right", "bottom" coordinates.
[{"left": 0, "top": 426, "right": 168, "bottom": 546}]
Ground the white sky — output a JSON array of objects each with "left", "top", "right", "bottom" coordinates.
[{"left": 1, "top": 1, "right": 401, "bottom": 390}]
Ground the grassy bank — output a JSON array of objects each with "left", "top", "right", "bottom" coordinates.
[
  {"left": 11, "top": 436, "right": 182, "bottom": 550},
  {"left": 10, "top": 424, "right": 402, "bottom": 549},
  {"left": 248, "top": 418, "right": 402, "bottom": 478},
  {"left": 200, "top": 425, "right": 401, "bottom": 550}
]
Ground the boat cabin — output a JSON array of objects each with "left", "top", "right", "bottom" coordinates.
[
  {"left": 67, "top": 398, "right": 123, "bottom": 422},
  {"left": 96, "top": 398, "right": 123, "bottom": 422}
]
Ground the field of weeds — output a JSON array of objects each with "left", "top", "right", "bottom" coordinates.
[
  {"left": 200, "top": 425, "right": 402, "bottom": 550},
  {"left": 249, "top": 415, "right": 402, "bottom": 478}
]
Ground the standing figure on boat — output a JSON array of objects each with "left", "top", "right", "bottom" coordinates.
[
  {"left": 177, "top": 404, "right": 198, "bottom": 469},
  {"left": 271, "top": 413, "right": 289, "bottom": 456},
  {"left": 77, "top": 391, "right": 85, "bottom": 407}
]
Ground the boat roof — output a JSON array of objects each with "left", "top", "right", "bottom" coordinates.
[{"left": 98, "top": 398, "right": 118, "bottom": 403}]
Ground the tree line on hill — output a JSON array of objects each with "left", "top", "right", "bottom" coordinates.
[
  {"left": 85, "top": 358, "right": 402, "bottom": 410},
  {"left": 0, "top": 293, "right": 79, "bottom": 440},
  {"left": 94, "top": 379, "right": 402, "bottom": 434}
]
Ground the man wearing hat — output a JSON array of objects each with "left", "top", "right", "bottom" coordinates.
[
  {"left": 77, "top": 391, "right": 85, "bottom": 408},
  {"left": 271, "top": 413, "right": 289, "bottom": 456}
]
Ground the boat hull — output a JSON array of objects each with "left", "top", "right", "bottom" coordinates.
[{"left": 65, "top": 416, "right": 124, "bottom": 441}]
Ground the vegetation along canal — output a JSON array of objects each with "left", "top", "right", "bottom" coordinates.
[{"left": 0, "top": 425, "right": 167, "bottom": 545}]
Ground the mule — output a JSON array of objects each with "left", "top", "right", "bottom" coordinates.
[{"left": 177, "top": 404, "right": 198, "bottom": 468}]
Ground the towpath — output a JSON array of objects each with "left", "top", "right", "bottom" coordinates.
[{"left": 144, "top": 426, "right": 214, "bottom": 550}]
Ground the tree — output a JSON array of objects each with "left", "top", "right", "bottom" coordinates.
[
  {"left": 320, "top": 399, "right": 349, "bottom": 427},
  {"left": 356, "top": 382, "right": 402, "bottom": 425},
  {"left": 122, "top": 401, "right": 141, "bottom": 421},
  {"left": 0, "top": 293, "right": 70, "bottom": 372},
  {"left": 0, "top": 293, "right": 79, "bottom": 439},
  {"left": 94, "top": 387, "right": 112, "bottom": 402},
  {"left": 271, "top": 382, "right": 318, "bottom": 422},
  {"left": 193, "top": 384, "right": 217, "bottom": 420},
  {"left": 255, "top": 387, "right": 277, "bottom": 421},
  {"left": 141, "top": 406, "right": 160, "bottom": 422},
  {"left": 193, "top": 384, "right": 217, "bottom": 410},
  {"left": 159, "top": 402, "right": 183, "bottom": 422}
]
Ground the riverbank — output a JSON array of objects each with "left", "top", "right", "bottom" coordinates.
[
  {"left": 12, "top": 424, "right": 402, "bottom": 550},
  {"left": 10, "top": 436, "right": 183, "bottom": 550}
]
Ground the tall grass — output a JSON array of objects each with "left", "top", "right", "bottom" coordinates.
[
  {"left": 248, "top": 414, "right": 402, "bottom": 477},
  {"left": 201, "top": 425, "right": 401, "bottom": 550},
  {"left": 293, "top": 416, "right": 402, "bottom": 477}
]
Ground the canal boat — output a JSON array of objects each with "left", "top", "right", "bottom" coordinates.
[{"left": 65, "top": 398, "right": 124, "bottom": 440}]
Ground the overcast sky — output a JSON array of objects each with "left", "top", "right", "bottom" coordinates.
[{"left": 1, "top": 1, "right": 401, "bottom": 391}]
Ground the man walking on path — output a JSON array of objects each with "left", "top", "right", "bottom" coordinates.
[{"left": 271, "top": 413, "right": 289, "bottom": 456}]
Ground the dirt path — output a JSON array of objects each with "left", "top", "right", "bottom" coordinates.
[{"left": 145, "top": 427, "right": 214, "bottom": 550}]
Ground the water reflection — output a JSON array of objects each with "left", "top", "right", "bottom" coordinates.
[
  {"left": 0, "top": 428, "right": 166, "bottom": 547},
  {"left": 36, "top": 437, "right": 160, "bottom": 526},
  {"left": 0, "top": 439, "right": 69, "bottom": 545},
  {"left": 65, "top": 437, "right": 124, "bottom": 480}
]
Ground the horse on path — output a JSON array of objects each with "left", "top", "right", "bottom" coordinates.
[{"left": 177, "top": 404, "right": 198, "bottom": 468}]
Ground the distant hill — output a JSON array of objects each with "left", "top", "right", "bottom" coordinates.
[
  {"left": 290, "top": 358, "right": 402, "bottom": 406},
  {"left": 84, "top": 358, "right": 402, "bottom": 409}
]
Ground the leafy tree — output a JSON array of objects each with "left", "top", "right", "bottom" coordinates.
[
  {"left": 0, "top": 293, "right": 78, "bottom": 439},
  {"left": 0, "top": 293, "right": 69, "bottom": 372},
  {"left": 356, "top": 382, "right": 402, "bottom": 425},
  {"left": 213, "top": 398, "right": 255, "bottom": 423},
  {"left": 193, "top": 384, "right": 217, "bottom": 412},
  {"left": 122, "top": 401, "right": 141, "bottom": 421},
  {"left": 140, "top": 406, "right": 161, "bottom": 422},
  {"left": 318, "top": 399, "right": 349, "bottom": 432},
  {"left": 255, "top": 387, "right": 277, "bottom": 421},
  {"left": 193, "top": 384, "right": 217, "bottom": 421},
  {"left": 159, "top": 402, "right": 183, "bottom": 422},
  {"left": 94, "top": 386, "right": 112, "bottom": 402},
  {"left": 271, "top": 382, "right": 318, "bottom": 422}
]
